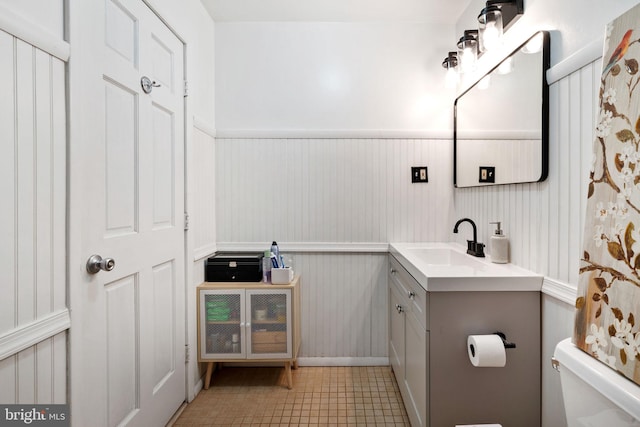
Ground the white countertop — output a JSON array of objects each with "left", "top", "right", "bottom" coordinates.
[{"left": 389, "top": 242, "right": 543, "bottom": 292}]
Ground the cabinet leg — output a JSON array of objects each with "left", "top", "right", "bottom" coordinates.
[
  {"left": 285, "top": 361, "right": 293, "bottom": 389},
  {"left": 204, "top": 362, "right": 214, "bottom": 390}
]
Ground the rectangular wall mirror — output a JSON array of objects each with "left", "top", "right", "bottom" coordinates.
[{"left": 454, "top": 31, "right": 550, "bottom": 187}]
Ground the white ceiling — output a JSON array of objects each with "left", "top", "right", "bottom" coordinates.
[{"left": 200, "top": 0, "right": 473, "bottom": 23}]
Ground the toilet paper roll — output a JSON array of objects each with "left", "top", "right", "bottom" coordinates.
[{"left": 467, "top": 334, "right": 506, "bottom": 367}]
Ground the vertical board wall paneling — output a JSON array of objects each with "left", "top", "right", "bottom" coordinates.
[
  {"left": 0, "top": 30, "right": 16, "bottom": 333},
  {"left": 16, "top": 39, "right": 36, "bottom": 327},
  {"left": 0, "top": 31, "right": 67, "bottom": 403},
  {"left": 216, "top": 138, "right": 454, "bottom": 244},
  {"left": 215, "top": 138, "right": 452, "bottom": 358},
  {"left": 192, "top": 126, "right": 217, "bottom": 258},
  {"left": 291, "top": 253, "right": 388, "bottom": 358}
]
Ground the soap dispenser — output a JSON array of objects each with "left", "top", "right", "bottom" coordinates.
[{"left": 489, "top": 222, "right": 509, "bottom": 264}]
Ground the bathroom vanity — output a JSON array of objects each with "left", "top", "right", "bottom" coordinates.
[{"left": 388, "top": 243, "right": 542, "bottom": 427}]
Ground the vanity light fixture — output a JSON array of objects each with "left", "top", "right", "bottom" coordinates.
[
  {"left": 457, "top": 30, "right": 479, "bottom": 73},
  {"left": 442, "top": 0, "right": 523, "bottom": 83},
  {"left": 478, "top": 5, "right": 503, "bottom": 52},
  {"left": 442, "top": 51, "right": 459, "bottom": 89}
]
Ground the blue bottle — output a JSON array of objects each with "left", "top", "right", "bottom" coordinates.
[{"left": 270, "top": 241, "right": 280, "bottom": 267}]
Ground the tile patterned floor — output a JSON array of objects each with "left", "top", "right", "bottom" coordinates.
[{"left": 172, "top": 365, "right": 410, "bottom": 426}]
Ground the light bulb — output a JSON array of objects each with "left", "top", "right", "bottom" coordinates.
[
  {"left": 457, "top": 31, "right": 478, "bottom": 73},
  {"left": 461, "top": 47, "right": 475, "bottom": 72},
  {"left": 482, "top": 22, "right": 501, "bottom": 51},
  {"left": 478, "top": 6, "right": 503, "bottom": 53}
]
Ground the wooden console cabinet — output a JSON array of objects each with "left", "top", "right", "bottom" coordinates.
[{"left": 197, "top": 276, "right": 301, "bottom": 389}]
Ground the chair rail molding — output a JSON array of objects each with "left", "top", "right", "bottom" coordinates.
[{"left": 0, "top": 309, "right": 70, "bottom": 361}]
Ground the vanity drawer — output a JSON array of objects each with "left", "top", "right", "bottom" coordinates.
[{"left": 389, "top": 255, "right": 428, "bottom": 330}]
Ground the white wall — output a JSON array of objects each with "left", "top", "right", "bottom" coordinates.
[
  {"left": 216, "top": 138, "right": 453, "bottom": 244},
  {"left": 215, "top": 22, "right": 455, "bottom": 133},
  {"left": 0, "top": 2, "right": 68, "bottom": 404},
  {"left": 0, "top": 0, "right": 64, "bottom": 39}
]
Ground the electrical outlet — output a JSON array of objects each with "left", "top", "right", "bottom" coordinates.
[
  {"left": 411, "top": 166, "right": 428, "bottom": 183},
  {"left": 479, "top": 166, "right": 495, "bottom": 183}
]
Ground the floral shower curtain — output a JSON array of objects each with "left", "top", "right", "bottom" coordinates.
[{"left": 575, "top": 3, "right": 640, "bottom": 386}]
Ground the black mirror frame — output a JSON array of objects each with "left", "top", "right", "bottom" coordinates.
[{"left": 453, "top": 30, "right": 550, "bottom": 188}]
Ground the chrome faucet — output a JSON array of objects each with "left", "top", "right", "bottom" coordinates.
[{"left": 453, "top": 218, "right": 485, "bottom": 257}]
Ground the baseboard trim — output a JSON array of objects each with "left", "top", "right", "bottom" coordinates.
[{"left": 190, "top": 378, "right": 203, "bottom": 403}]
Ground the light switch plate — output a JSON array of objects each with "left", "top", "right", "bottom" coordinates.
[
  {"left": 479, "top": 166, "right": 495, "bottom": 183},
  {"left": 411, "top": 166, "right": 428, "bottom": 183}
]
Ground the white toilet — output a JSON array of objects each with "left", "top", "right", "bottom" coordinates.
[{"left": 554, "top": 338, "right": 640, "bottom": 426}]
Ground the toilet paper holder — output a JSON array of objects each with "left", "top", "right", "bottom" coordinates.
[{"left": 494, "top": 331, "right": 516, "bottom": 349}]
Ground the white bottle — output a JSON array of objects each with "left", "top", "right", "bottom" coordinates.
[{"left": 489, "top": 221, "right": 509, "bottom": 264}]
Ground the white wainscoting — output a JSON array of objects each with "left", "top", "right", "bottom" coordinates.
[
  {"left": 0, "top": 28, "right": 67, "bottom": 403},
  {"left": 188, "top": 120, "right": 218, "bottom": 400},
  {"left": 216, "top": 138, "right": 454, "bottom": 244},
  {"left": 0, "top": 331, "right": 67, "bottom": 404},
  {"left": 291, "top": 252, "right": 388, "bottom": 358},
  {"left": 215, "top": 138, "right": 453, "bottom": 360},
  {"left": 192, "top": 123, "right": 217, "bottom": 260}
]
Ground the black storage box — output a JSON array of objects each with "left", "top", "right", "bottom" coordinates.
[{"left": 205, "top": 252, "right": 263, "bottom": 282}]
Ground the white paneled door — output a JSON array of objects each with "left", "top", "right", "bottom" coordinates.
[{"left": 69, "top": 1, "right": 185, "bottom": 426}]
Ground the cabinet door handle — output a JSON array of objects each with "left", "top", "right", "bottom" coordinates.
[
  {"left": 396, "top": 304, "right": 404, "bottom": 314},
  {"left": 390, "top": 268, "right": 396, "bottom": 274},
  {"left": 408, "top": 291, "right": 415, "bottom": 299}
]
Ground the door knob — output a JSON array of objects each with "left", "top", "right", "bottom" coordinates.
[
  {"left": 140, "top": 76, "right": 161, "bottom": 94},
  {"left": 86, "top": 254, "right": 115, "bottom": 274}
]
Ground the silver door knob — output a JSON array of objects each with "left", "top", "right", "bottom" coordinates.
[
  {"left": 140, "top": 76, "right": 161, "bottom": 94},
  {"left": 86, "top": 254, "right": 115, "bottom": 274}
]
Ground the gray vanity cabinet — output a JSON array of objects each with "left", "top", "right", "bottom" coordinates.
[
  {"left": 389, "top": 256, "right": 429, "bottom": 427},
  {"left": 388, "top": 254, "right": 541, "bottom": 427}
]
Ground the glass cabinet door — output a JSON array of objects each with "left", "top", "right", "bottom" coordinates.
[
  {"left": 246, "top": 289, "right": 292, "bottom": 359},
  {"left": 200, "top": 289, "right": 245, "bottom": 359}
]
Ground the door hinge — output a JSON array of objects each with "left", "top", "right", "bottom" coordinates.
[
  {"left": 183, "top": 80, "right": 189, "bottom": 97},
  {"left": 184, "top": 212, "right": 190, "bottom": 230},
  {"left": 185, "top": 344, "right": 191, "bottom": 363}
]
